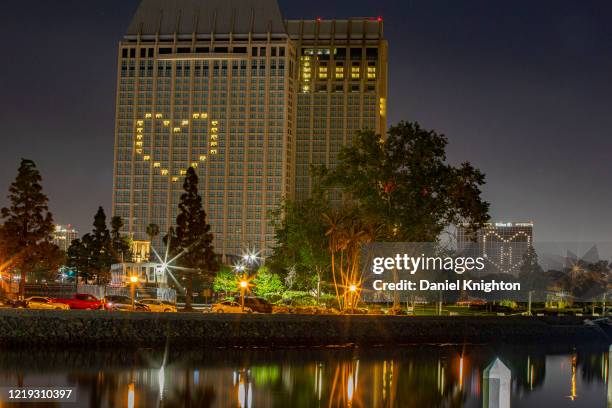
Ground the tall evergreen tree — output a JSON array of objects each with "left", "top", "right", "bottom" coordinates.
[
  {"left": 164, "top": 167, "right": 218, "bottom": 309},
  {"left": 110, "top": 216, "right": 132, "bottom": 263},
  {"left": 89, "top": 207, "right": 113, "bottom": 284},
  {"left": 66, "top": 234, "right": 95, "bottom": 283},
  {"left": 0, "top": 159, "right": 61, "bottom": 297}
]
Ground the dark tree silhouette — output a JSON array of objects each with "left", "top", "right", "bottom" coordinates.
[
  {"left": 0, "top": 159, "right": 61, "bottom": 297},
  {"left": 164, "top": 167, "right": 218, "bottom": 310}
]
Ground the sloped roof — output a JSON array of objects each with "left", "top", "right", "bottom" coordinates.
[{"left": 126, "top": 0, "right": 286, "bottom": 36}]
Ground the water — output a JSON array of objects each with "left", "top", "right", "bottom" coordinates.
[{"left": 0, "top": 344, "right": 609, "bottom": 407}]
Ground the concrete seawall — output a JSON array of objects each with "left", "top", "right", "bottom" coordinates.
[{"left": 0, "top": 309, "right": 608, "bottom": 347}]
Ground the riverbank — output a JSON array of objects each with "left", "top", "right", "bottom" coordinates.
[{"left": 0, "top": 309, "right": 609, "bottom": 347}]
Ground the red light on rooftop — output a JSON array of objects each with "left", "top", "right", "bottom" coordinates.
[
  {"left": 316, "top": 17, "right": 321, "bottom": 22},
  {"left": 377, "top": 16, "right": 383, "bottom": 22}
]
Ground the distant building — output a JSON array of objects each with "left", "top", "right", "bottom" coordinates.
[
  {"left": 52, "top": 224, "right": 79, "bottom": 252},
  {"left": 131, "top": 240, "right": 151, "bottom": 263},
  {"left": 110, "top": 263, "right": 167, "bottom": 287},
  {"left": 457, "top": 222, "right": 534, "bottom": 276}
]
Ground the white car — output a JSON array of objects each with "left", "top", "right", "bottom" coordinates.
[
  {"left": 139, "top": 298, "right": 177, "bottom": 312},
  {"left": 26, "top": 296, "right": 69, "bottom": 310},
  {"left": 211, "top": 300, "right": 252, "bottom": 314}
]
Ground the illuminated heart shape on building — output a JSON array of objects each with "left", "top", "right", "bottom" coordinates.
[
  {"left": 481, "top": 231, "right": 531, "bottom": 274},
  {"left": 133, "top": 112, "right": 217, "bottom": 183}
]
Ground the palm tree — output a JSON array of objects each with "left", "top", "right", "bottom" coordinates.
[
  {"left": 146, "top": 223, "right": 160, "bottom": 261},
  {"left": 146, "top": 223, "right": 160, "bottom": 243}
]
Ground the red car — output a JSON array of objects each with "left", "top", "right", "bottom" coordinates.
[{"left": 52, "top": 293, "right": 103, "bottom": 310}]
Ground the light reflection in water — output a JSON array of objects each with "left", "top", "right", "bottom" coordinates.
[
  {"left": 0, "top": 345, "right": 608, "bottom": 407},
  {"left": 127, "top": 382, "right": 135, "bottom": 408},
  {"left": 569, "top": 354, "right": 577, "bottom": 401}
]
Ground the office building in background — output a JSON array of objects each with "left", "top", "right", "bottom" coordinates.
[
  {"left": 457, "top": 222, "right": 534, "bottom": 276},
  {"left": 52, "top": 224, "right": 79, "bottom": 252}
]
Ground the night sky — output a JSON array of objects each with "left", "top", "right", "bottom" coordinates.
[{"left": 1, "top": 0, "right": 611, "bottom": 245}]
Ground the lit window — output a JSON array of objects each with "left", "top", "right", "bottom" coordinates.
[
  {"left": 211, "top": 120, "right": 218, "bottom": 126},
  {"left": 199, "top": 155, "right": 207, "bottom": 161},
  {"left": 180, "top": 169, "right": 187, "bottom": 175},
  {"left": 181, "top": 120, "right": 189, "bottom": 126},
  {"left": 161, "top": 169, "right": 169, "bottom": 175},
  {"left": 145, "top": 113, "right": 152, "bottom": 119},
  {"left": 351, "top": 66, "right": 360, "bottom": 79},
  {"left": 367, "top": 66, "right": 376, "bottom": 80},
  {"left": 192, "top": 113, "right": 200, "bottom": 119},
  {"left": 191, "top": 162, "right": 198, "bottom": 168},
  {"left": 319, "top": 65, "right": 328, "bottom": 80},
  {"left": 210, "top": 149, "right": 218, "bottom": 155},
  {"left": 153, "top": 162, "right": 161, "bottom": 168},
  {"left": 137, "top": 120, "right": 144, "bottom": 126},
  {"left": 172, "top": 177, "right": 178, "bottom": 182},
  {"left": 379, "top": 97, "right": 386, "bottom": 116},
  {"left": 335, "top": 66, "right": 344, "bottom": 80},
  {"left": 155, "top": 113, "right": 163, "bottom": 119},
  {"left": 173, "top": 127, "right": 181, "bottom": 133},
  {"left": 201, "top": 113, "right": 208, "bottom": 119},
  {"left": 143, "top": 155, "right": 150, "bottom": 161},
  {"left": 137, "top": 128, "right": 143, "bottom": 133},
  {"left": 163, "top": 120, "right": 170, "bottom": 126}
]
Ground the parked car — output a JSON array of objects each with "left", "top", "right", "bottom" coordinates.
[
  {"left": 26, "top": 296, "right": 70, "bottom": 310},
  {"left": 51, "top": 293, "right": 103, "bottom": 310},
  {"left": 104, "top": 295, "right": 149, "bottom": 311},
  {"left": 211, "top": 300, "right": 253, "bottom": 313},
  {"left": 139, "top": 298, "right": 177, "bottom": 312},
  {"left": 233, "top": 296, "right": 273, "bottom": 313}
]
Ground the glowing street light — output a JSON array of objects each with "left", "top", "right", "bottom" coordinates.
[
  {"left": 240, "top": 278, "right": 249, "bottom": 312},
  {"left": 129, "top": 275, "right": 138, "bottom": 309},
  {"left": 348, "top": 284, "right": 358, "bottom": 313}
]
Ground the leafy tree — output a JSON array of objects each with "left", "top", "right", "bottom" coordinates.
[
  {"left": 0, "top": 159, "right": 61, "bottom": 297},
  {"left": 518, "top": 246, "right": 548, "bottom": 295},
  {"left": 164, "top": 167, "right": 219, "bottom": 309},
  {"left": 314, "top": 122, "right": 490, "bottom": 241},
  {"left": 269, "top": 196, "right": 330, "bottom": 296},
  {"left": 88, "top": 207, "right": 114, "bottom": 284},
  {"left": 110, "top": 216, "right": 132, "bottom": 263},
  {"left": 252, "top": 266, "right": 285, "bottom": 299},
  {"left": 213, "top": 266, "right": 238, "bottom": 296}
]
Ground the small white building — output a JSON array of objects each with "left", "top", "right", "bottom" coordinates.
[
  {"left": 483, "top": 358, "right": 511, "bottom": 408},
  {"left": 110, "top": 263, "right": 167, "bottom": 287}
]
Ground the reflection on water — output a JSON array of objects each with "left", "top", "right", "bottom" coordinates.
[{"left": 0, "top": 344, "right": 608, "bottom": 407}]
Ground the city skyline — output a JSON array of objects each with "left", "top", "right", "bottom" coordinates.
[{"left": 1, "top": 0, "right": 612, "bottom": 244}]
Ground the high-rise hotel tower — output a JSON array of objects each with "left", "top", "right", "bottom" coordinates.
[{"left": 112, "top": 0, "right": 388, "bottom": 258}]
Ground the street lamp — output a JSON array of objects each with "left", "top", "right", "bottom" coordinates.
[
  {"left": 240, "top": 279, "right": 248, "bottom": 312},
  {"left": 349, "top": 284, "right": 357, "bottom": 313},
  {"left": 129, "top": 275, "right": 138, "bottom": 310},
  {"left": 241, "top": 248, "right": 259, "bottom": 275}
]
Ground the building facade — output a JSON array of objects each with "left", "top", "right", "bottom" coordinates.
[
  {"left": 457, "top": 222, "right": 534, "bottom": 276},
  {"left": 112, "top": 0, "right": 387, "bottom": 258},
  {"left": 52, "top": 224, "right": 79, "bottom": 252}
]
